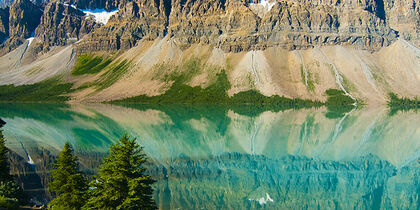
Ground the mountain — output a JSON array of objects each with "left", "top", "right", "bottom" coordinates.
[{"left": 0, "top": 0, "right": 420, "bottom": 104}]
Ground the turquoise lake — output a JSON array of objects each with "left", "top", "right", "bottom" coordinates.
[{"left": 0, "top": 103, "right": 419, "bottom": 209}]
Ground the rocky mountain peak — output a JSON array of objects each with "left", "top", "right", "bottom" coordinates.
[
  {"left": 34, "top": 1, "right": 97, "bottom": 51},
  {"left": 0, "top": 0, "right": 41, "bottom": 55},
  {"left": 8, "top": 0, "right": 41, "bottom": 38},
  {"left": 0, "top": 0, "right": 419, "bottom": 55},
  {"left": 0, "top": 7, "right": 9, "bottom": 43}
]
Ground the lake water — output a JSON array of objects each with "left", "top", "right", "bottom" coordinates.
[{"left": 0, "top": 103, "right": 419, "bottom": 209}]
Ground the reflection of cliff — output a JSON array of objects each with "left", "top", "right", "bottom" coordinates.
[
  {"left": 1, "top": 103, "right": 420, "bottom": 164},
  {"left": 0, "top": 103, "right": 419, "bottom": 207},
  {"left": 150, "top": 154, "right": 419, "bottom": 209},
  {"left": 8, "top": 148, "right": 53, "bottom": 204},
  {"left": 7, "top": 149, "right": 420, "bottom": 209}
]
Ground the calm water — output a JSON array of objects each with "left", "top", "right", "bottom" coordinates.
[{"left": 0, "top": 103, "right": 419, "bottom": 209}]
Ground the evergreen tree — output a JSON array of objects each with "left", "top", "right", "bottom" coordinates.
[
  {"left": 84, "top": 134, "right": 156, "bottom": 210},
  {"left": 49, "top": 142, "right": 88, "bottom": 210}
]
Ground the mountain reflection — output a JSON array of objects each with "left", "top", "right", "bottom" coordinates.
[{"left": 0, "top": 103, "right": 419, "bottom": 209}]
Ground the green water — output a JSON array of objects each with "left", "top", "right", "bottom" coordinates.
[{"left": 0, "top": 103, "right": 419, "bottom": 209}]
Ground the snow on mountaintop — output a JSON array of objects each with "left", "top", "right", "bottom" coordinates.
[
  {"left": 82, "top": 8, "right": 118, "bottom": 25},
  {"left": 250, "top": 0, "right": 276, "bottom": 12},
  {"left": 60, "top": 2, "right": 117, "bottom": 25}
]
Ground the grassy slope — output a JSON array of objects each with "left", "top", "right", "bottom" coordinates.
[
  {"left": 72, "top": 55, "right": 112, "bottom": 76},
  {"left": 0, "top": 79, "right": 73, "bottom": 102},
  {"left": 0, "top": 55, "right": 358, "bottom": 110},
  {"left": 112, "top": 69, "right": 331, "bottom": 110}
]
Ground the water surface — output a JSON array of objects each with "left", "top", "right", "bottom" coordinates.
[{"left": 0, "top": 103, "right": 419, "bottom": 209}]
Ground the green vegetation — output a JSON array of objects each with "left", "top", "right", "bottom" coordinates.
[
  {"left": 0, "top": 124, "right": 25, "bottom": 209},
  {"left": 114, "top": 70, "right": 230, "bottom": 104},
  {"left": 0, "top": 54, "right": 360, "bottom": 109},
  {"left": 0, "top": 79, "right": 73, "bottom": 102},
  {"left": 71, "top": 54, "right": 131, "bottom": 91},
  {"left": 49, "top": 142, "right": 88, "bottom": 210},
  {"left": 325, "top": 89, "right": 355, "bottom": 106},
  {"left": 300, "top": 65, "right": 315, "bottom": 92},
  {"left": 85, "top": 134, "right": 156, "bottom": 210},
  {"left": 96, "top": 60, "right": 131, "bottom": 91},
  {"left": 325, "top": 89, "right": 356, "bottom": 119},
  {"left": 72, "top": 55, "right": 112, "bottom": 76},
  {"left": 388, "top": 93, "right": 420, "bottom": 114},
  {"left": 230, "top": 90, "right": 322, "bottom": 107},
  {"left": 112, "top": 70, "right": 323, "bottom": 110},
  {"left": 0, "top": 195, "right": 19, "bottom": 209},
  {"left": 47, "top": 135, "right": 157, "bottom": 209}
]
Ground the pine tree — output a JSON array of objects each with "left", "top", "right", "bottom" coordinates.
[
  {"left": 49, "top": 142, "right": 88, "bottom": 210},
  {"left": 84, "top": 134, "right": 156, "bottom": 210}
]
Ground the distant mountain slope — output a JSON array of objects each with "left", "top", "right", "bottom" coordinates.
[{"left": 0, "top": 0, "right": 419, "bottom": 104}]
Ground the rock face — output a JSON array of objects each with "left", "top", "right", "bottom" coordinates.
[
  {"left": 384, "top": 0, "right": 420, "bottom": 44},
  {"left": 34, "top": 2, "right": 97, "bottom": 51},
  {"left": 62, "top": 0, "right": 131, "bottom": 11},
  {"left": 0, "top": 0, "right": 41, "bottom": 54},
  {"left": 8, "top": 0, "right": 41, "bottom": 38},
  {"left": 0, "top": 7, "right": 8, "bottom": 42},
  {"left": 168, "top": 0, "right": 398, "bottom": 51},
  {"left": 74, "top": 0, "right": 402, "bottom": 53},
  {"left": 75, "top": 0, "right": 169, "bottom": 53},
  {"left": 0, "top": 0, "right": 419, "bottom": 54},
  {"left": 0, "top": 0, "right": 15, "bottom": 8}
]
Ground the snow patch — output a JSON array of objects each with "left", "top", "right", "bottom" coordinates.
[
  {"left": 250, "top": 0, "right": 276, "bottom": 12},
  {"left": 27, "top": 154, "right": 34, "bottom": 165},
  {"left": 27, "top": 37, "right": 34, "bottom": 46},
  {"left": 260, "top": 0, "right": 276, "bottom": 11},
  {"left": 26, "top": 31, "right": 35, "bottom": 46},
  {"left": 82, "top": 8, "right": 118, "bottom": 25}
]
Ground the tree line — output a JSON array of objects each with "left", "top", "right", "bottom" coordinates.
[{"left": 0, "top": 120, "right": 157, "bottom": 210}]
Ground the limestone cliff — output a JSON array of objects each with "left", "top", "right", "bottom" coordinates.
[
  {"left": 61, "top": 0, "right": 130, "bottom": 11},
  {"left": 0, "top": 7, "right": 8, "bottom": 42},
  {"left": 0, "top": 0, "right": 418, "bottom": 53},
  {"left": 75, "top": 0, "right": 169, "bottom": 53},
  {"left": 384, "top": 0, "right": 420, "bottom": 45},
  {"left": 34, "top": 1, "right": 97, "bottom": 51},
  {"left": 75, "top": 0, "right": 400, "bottom": 53},
  {"left": 0, "top": 0, "right": 41, "bottom": 54}
]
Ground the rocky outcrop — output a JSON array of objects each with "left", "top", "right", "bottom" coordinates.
[
  {"left": 75, "top": 0, "right": 169, "bottom": 53},
  {"left": 167, "top": 0, "right": 398, "bottom": 52},
  {"left": 61, "top": 0, "right": 131, "bottom": 11},
  {"left": 0, "top": 0, "right": 418, "bottom": 55},
  {"left": 34, "top": 2, "right": 97, "bottom": 51},
  {"left": 0, "top": 0, "right": 48, "bottom": 8},
  {"left": 74, "top": 0, "right": 400, "bottom": 53},
  {"left": 8, "top": 0, "right": 41, "bottom": 38},
  {"left": 0, "top": 0, "right": 15, "bottom": 8},
  {"left": 384, "top": 0, "right": 420, "bottom": 44},
  {"left": 0, "top": 7, "right": 9, "bottom": 43},
  {"left": 0, "top": 0, "right": 41, "bottom": 54},
  {"left": 168, "top": 0, "right": 261, "bottom": 51},
  {"left": 254, "top": 0, "right": 397, "bottom": 51}
]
